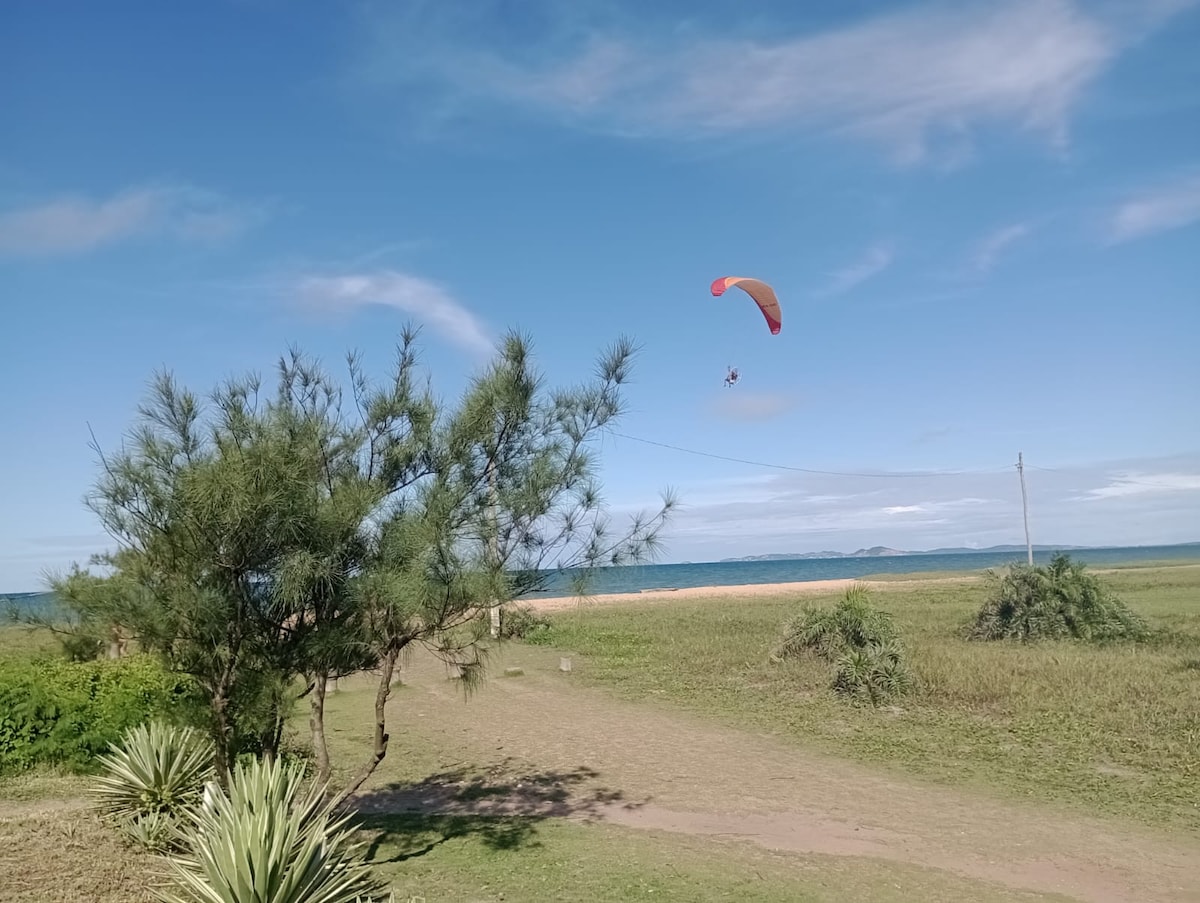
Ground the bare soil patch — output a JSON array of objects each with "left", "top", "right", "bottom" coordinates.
[{"left": 350, "top": 646, "right": 1200, "bottom": 903}]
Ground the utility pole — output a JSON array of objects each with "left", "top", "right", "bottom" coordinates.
[{"left": 1017, "top": 452, "right": 1033, "bottom": 566}]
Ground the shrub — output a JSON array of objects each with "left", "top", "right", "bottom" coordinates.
[
  {"left": 832, "top": 641, "right": 913, "bottom": 705},
  {"left": 968, "top": 554, "right": 1148, "bottom": 642},
  {"left": 160, "top": 756, "right": 388, "bottom": 903},
  {"left": 498, "top": 604, "right": 552, "bottom": 640},
  {"left": 91, "top": 720, "right": 216, "bottom": 852},
  {"left": 773, "top": 584, "right": 899, "bottom": 661},
  {"left": 0, "top": 654, "right": 203, "bottom": 774},
  {"left": 773, "top": 585, "right": 912, "bottom": 705}
]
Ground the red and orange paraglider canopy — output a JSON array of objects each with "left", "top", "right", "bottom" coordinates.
[{"left": 710, "top": 277, "right": 781, "bottom": 335}]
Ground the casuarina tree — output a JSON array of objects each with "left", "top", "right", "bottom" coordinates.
[{"left": 53, "top": 326, "right": 674, "bottom": 793}]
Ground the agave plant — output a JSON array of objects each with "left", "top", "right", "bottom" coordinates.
[
  {"left": 158, "top": 756, "right": 388, "bottom": 903},
  {"left": 91, "top": 721, "right": 215, "bottom": 819}
]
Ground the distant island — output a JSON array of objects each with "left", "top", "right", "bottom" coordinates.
[{"left": 721, "top": 543, "right": 1095, "bottom": 562}]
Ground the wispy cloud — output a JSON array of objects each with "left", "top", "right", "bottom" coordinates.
[
  {"left": 614, "top": 451, "right": 1200, "bottom": 560},
  {"left": 0, "top": 183, "right": 267, "bottom": 256},
  {"left": 709, "top": 391, "right": 799, "bottom": 423},
  {"left": 296, "top": 270, "right": 494, "bottom": 355},
  {"left": 357, "top": 0, "right": 1188, "bottom": 163},
  {"left": 822, "top": 243, "right": 893, "bottom": 295},
  {"left": 1079, "top": 472, "right": 1200, "bottom": 500},
  {"left": 971, "top": 223, "right": 1031, "bottom": 272},
  {"left": 1107, "top": 172, "right": 1200, "bottom": 243}
]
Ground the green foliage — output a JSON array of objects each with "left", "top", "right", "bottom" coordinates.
[
  {"left": 90, "top": 721, "right": 215, "bottom": 852},
  {"left": 773, "top": 584, "right": 899, "bottom": 661},
  {"left": 773, "top": 585, "right": 912, "bottom": 704},
  {"left": 159, "top": 757, "right": 388, "bottom": 903},
  {"left": 0, "top": 655, "right": 203, "bottom": 775},
  {"left": 497, "top": 603, "right": 552, "bottom": 640},
  {"left": 968, "top": 554, "right": 1148, "bottom": 642},
  {"left": 52, "top": 326, "right": 673, "bottom": 795},
  {"left": 832, "top": 641, "right": 913, "bottom": 704}
]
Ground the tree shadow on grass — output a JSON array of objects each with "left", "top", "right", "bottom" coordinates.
[{"left": 352, "top": 759, "right": 648, "bottom": 863}]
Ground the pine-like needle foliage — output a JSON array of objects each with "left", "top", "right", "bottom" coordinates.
[{"left": 48, "top": 326, "right": 675, "bottom": 796}]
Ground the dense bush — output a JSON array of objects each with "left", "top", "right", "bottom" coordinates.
[
  {"left": 0, "top": 654, "right": 203, "bottom": 774},
  {"left": 773, "top": 584, "right": 912, "bottom": 704},
  {"left": 968, "top": 554, "right": 1148, "bottom": 642},
  {"left": 498, "top": 604, "right": 553, "bottom": 640},
  {"left": 773, "top": 584, "right": 899, "bottom": 660},
  {"left": 832, "top": 641, "right": 913, "bottom": 705},
  {"left": 91, "top": 721, "right": 216, "bottom": 852}
]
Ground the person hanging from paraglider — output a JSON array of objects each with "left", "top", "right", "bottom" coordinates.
[{"left": 710, "top": 276, "right": 781, "bottom": 389}]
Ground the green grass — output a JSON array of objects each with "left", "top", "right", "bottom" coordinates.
[
  {"left": 357, "top": 813, "right": 1070, "bottom": 903},
  {"left": 0, "top": 622, "right": 62, "bottom": 661},
  {"left": 1, "top": 776, "right": 1072, "bottom": 903},
  {"left": 528, "top": 564, "right": 1200, "bottom": 830}
]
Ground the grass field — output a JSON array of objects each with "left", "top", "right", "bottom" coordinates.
[
  {"left": 0, "top": 784, "right": 1078, "bottom": 903},
  {"left": 2, "top": 561, "right": 1197, "bottom": 901},
  {"left": 524, "top": 563, "right": 1200, "bottom": 829}
]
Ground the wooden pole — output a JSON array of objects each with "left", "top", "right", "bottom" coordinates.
[{"left": 1017, "top": 452, "right": 1033, "bottom": 566}]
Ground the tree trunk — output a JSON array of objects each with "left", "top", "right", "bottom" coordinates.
[
  {"left": 331, "top": 647, "right": 398, "bottom": 809},
  {"left": 211, "top": 689, "right": 233, "bottom": 792},
  {"left": 309, "top": 670, "right": 331, "bottom": 786}
]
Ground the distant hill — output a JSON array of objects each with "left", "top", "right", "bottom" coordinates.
[{"left": 720, "top": 544, "right": 1093, "bottom": 562}]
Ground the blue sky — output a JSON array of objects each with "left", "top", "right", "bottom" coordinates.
[{"left": 2, "top": 0, "right": 1199, "bottom": 590}]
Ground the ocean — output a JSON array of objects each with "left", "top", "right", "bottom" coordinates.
[
  {"left": 531, "top": 543, "right": 1200, "bottom": 596},
  {"left": 4, "top": 544, "right": 1197, "bottom": 615}
]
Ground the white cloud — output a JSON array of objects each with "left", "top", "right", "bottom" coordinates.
[
  {"left": 972, "top": 223, "right": 1031, "bottom": 272},
  {"left": 297, "top": 269, "right": 495, "bottom": 355},
  {"left": 822, "top": 243, "right": 894, "bottom": 295},
  {"left": 611, "top": 451, "right": 1200, "bottom": 560},
  {"left": 0, "top": 183, "right": 265, "bottom": 256},
  {"left": 1107, "top": 172, "right": 1200, "bottom": 243},
  {"left": 1080, "top": 472, "right": 1200, "bottom": 500},
  {"left": 360, "top": 0, "right": 1190, "bottom": 163}
]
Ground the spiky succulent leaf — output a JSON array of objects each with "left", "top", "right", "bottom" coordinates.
[{"left": 158, "top": 757, "right": 388, "bottom": 903}]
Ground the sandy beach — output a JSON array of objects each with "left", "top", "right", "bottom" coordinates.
[{"left": 523, "top": 576, "right": 968, "bottom": 612}]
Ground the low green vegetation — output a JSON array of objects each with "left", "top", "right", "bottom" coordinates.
[
  {"left": 0, "top": 655, "right": 201, "bottom": 775},
  {"left": 772, "top": 584, "right": 913, "bottom": 704},
  {"left": 91, "top": 722, "right": 216, "bottom": 853},
  {"left": 0, "top": 779, "right": 1077, "bottom": 903},
  {"left": 497, "top": 603, "right": 553, "bottom": 640},
  {"left": 157, "top": 756, "right": 387, "bottom": 903},
  {"left": 529, "top": 563, "right": 1200, "bottom": 828},
  {"left": 968, "top": 553, "right": 1148, "bottom": 641}
]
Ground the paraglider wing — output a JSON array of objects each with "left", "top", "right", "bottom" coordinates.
[{"left": 710, "top": 277, "right": 781, "bottom": 335}]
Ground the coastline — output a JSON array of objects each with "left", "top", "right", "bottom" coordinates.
[{"left": 523, "top": 574, "right": 976, "bottom": 612}]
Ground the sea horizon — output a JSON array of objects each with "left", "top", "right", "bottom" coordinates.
[{"left": 4, "top": 542, "right": 1198, "bottom": 612}]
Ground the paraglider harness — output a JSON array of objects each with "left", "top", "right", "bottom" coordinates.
[{"left": 724, "top": 366, "right": 740, "bottom": 387}]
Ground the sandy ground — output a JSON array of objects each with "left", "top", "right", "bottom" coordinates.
[
  {"left": 525, "top": 575, "right": 975, "bottom": 612},
  {"left": 351, "top": 647, "right": 1200, "bottom": 903}
]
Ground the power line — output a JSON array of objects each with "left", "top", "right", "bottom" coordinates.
[{"left": 609, "top": 431, "right": 1009, "bottom": 478}]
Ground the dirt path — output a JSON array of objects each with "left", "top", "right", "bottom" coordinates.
[{"left": 353, "top": 648, "right": 1200, "bottom": 903}]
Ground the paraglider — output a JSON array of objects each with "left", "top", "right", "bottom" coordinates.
[
  {"left": 711, "top": 276, "right": 781, "bottom": 386},
  {"left": 710, "top": 276, "right": 782, "bottom": 335}
]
